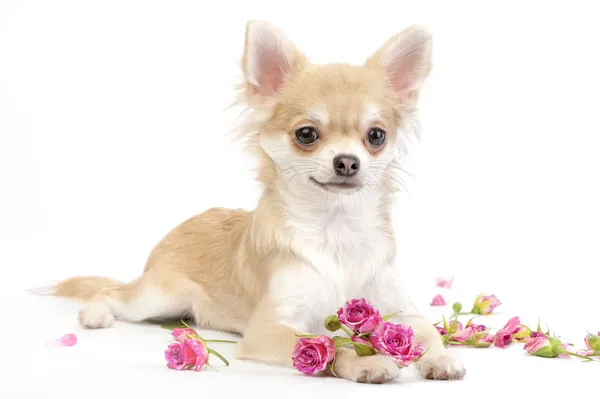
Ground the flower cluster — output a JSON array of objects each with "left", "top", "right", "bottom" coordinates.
[
  {"left": 163, "top": 321, "right": 236, "bottom": 371},
  {"left": 292, "top": 298, "right": 424, "bottom": 375},
  {"left": 436, "top": 316, "right": 599, "bottom": 362},
  {"left": 435, "top": 316, "right": 494, "bottom": 348},
  {"left": 431, "top": 278, "right": 599, "bottom": 362}
]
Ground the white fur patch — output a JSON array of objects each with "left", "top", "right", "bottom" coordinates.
[
  {"left": 106, "top": 287, "right": 190, "bottom": 322},
  {"left": 361, "top": 103, "right": 382, "bottom": 129},
  {"left": 306, "top": 107, "right": 329, "bottom": 126},
  {"left": 269, "top": 186, "right": 398, "bottom": 334}
]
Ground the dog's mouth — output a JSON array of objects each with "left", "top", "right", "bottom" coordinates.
[{"left": 309, "top": 176, "right": 361, "bottom": 191}]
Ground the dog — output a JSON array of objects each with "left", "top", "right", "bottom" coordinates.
[{"left": 47, "top": 20, "right": 465, "bottom": 383}]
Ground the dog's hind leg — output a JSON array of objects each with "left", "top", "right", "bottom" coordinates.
[{"left": 77, "top": 270, "right": 195, "bottom": 329}]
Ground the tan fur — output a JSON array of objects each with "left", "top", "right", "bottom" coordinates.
[
  {"left": 47, "top": 21, "right": 464, "bottom": 383},
  {"left": 54, "top": 276, "right": 123, "bottom": 301}
]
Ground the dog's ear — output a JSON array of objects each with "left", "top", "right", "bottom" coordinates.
[
  {"left": 366, "top": 26, "right": 432, "bottom": 103},
  {"left": 242, "top": 21, "right": 307, "bottom": 101}
]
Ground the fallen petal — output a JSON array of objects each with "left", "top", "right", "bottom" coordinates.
[
  {"left": 430, "top": 294, "right": 446, "bottom": 306},
  {"left": 435, "top": 277, "right": 454, "bottom": 289},
  {"left": 49, "top": 333, "right": 77, "bottom": 347}
]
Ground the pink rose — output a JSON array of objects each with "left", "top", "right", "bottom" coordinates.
[
  {"left": 172, "top": 328, "right": 196, "bottom": 342},
  {"left": 524, "top": 336, "right": 552, "bottom": 356},
  {"left": 530, "top": 331, "right": 545, "bottom": 338},
  {"left": 452, "top": 327, "right": 475, "bottom": 343},
  {"left": 471, "top": 294, "right": 501, "bottom": 315},
  {"left": 494, "top": 316, "right": 523, "bottom": 348},
  {"left": 292, "top": 336, "right": 336, "bottom": 375},
  {"left": 371, "top": 322, "right": 424, "bottom": 367},
  {"left": 435, "top": 326, "right": 447, "bottom": 335},
  {"left": 430, "top": 294, "right": 446, "bottom": 306},
  {"left": 164, "top": 338, "right": 208, "bottom": 371},
  {"left": 337, "top": 298, "right": 382, "bottom": 334},
  {"left": 435, "top": 277, "right": 454, "bottom": 289},
  {"left": 523, "top": 336, "right": 569, "bottom": 358},
  {"left": 444, "top": 320, "right": 474, "bottom": 343},
  {"left": 494, "top": 329, "right": 513, "bottom": 348}
]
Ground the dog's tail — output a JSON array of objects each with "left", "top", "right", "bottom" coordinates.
[{"left": 28, "top": 276, "right": 124, "bottom": 301}]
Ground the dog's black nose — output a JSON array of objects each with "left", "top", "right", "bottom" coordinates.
[{"left": 333, "top": 154, "right": 360, "bottom": 177}]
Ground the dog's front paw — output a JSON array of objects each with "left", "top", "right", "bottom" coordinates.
[
  {"left": 78, "top": 302, "right": 114, "bottom": 329},
  {"left": 334, "top": 349, "right": 399, "bottom": 384},
  {"left": 418, "top": 352, "right": 466, "bottom": 380}
]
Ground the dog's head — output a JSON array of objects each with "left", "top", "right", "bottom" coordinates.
[{"left": 236, "top": 21, "right": 432, "bottom": 200}]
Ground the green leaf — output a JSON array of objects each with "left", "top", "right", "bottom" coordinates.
[
  {"left": 159, "top": 320, "right": 192, "bottom": 330},
  {"left": 295, "top": 334, "right": 319, "bottom": 339},
  {"left": 208, "top": 348, "right": 230, "bottom": 366},
  {"left": 448, "top": 316, "right": 459, "bottom": 334},
  {"left": 329, "top": 360, "right": 338, "bottom": 377},
  {"left": 332, "top": 336, "right": 352, "bottom": 348},
  {"left": 352, "top": 342, "right": 375, "bottom": 356},
  {"left": 442, "top": 314, "right": 450, "bottom": 332},
  {"left": 465, "top": 316, "right": 478, "bottom": 328},
  {"left": 382, "top": 312, "right": 397, "bottom": 322}
]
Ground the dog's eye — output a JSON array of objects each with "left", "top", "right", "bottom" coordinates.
[
  {"left": 367, "top": 128, "right": 386, "bottom": 147},
  {"left": 295, "top": 127, "right": 319, "bottom": 146}
]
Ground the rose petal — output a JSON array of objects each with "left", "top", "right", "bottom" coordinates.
[
  {"left": 494, "top": 329, "right": 513, "bottom": 348},
  {"left": 172, "top": 328, "right": 196, "bottom": 343},
  {"left": 524, "top": 336, "right": 551, "bottom": 354},
  {"left": 430, "top": 294, "right": 446, "bottom": 306},
  {"left": 49, "top": 333, "right": 77, "bottom": 347},
  {"left": 435, "top": 277, "right": 454, "bottom": 289},
  {"left": 502, "top": 316, "right": 521, "bottom": 335},
  {"left": 451, "top": 326, "right": 475, "bottom": 342}
]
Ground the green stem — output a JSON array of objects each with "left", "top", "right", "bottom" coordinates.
[
  {"left": 204, "top": 339, "right": 238, "bottom": 344},
  {"left": 563, "top": 351, "right": 600, "bottom": 362},
  {"left": 206, "top": 362, "right": 218, "bottom": 372},
  {"left": 446, "top": 340, "right": 468, "bottom": 346},
  {"left": 208, "top": 348, "right": 230, "bottom": 366},
  {"left": 340, "top": 325, "right": 354, "bottom": 337}
]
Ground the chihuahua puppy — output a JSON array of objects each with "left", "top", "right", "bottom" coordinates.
[{"left": 49, "top": 21, "right": 465, "bottom": 383}]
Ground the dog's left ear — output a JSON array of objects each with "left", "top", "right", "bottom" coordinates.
[{"left": 366, "top": 26, "right": 432, "bottom": 103}]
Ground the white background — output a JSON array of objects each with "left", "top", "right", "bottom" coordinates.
[{"left": 1, "top": 1, "right": 599, "bottom": 397}]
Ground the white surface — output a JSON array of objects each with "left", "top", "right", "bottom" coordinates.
[{"left": 2, "top": 1, "right": 600, "bottom": 397}]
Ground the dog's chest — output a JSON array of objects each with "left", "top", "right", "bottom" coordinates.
[
  {"left": 295, "top": 208, "right": 389, "bottom": 273},
  {"left": 287, "top": 207, "right": 393, "bottom": 305}
]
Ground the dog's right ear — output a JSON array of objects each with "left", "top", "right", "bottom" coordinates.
[{"left": 242, "top": 21, "right": 307, "bottom": 102}]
